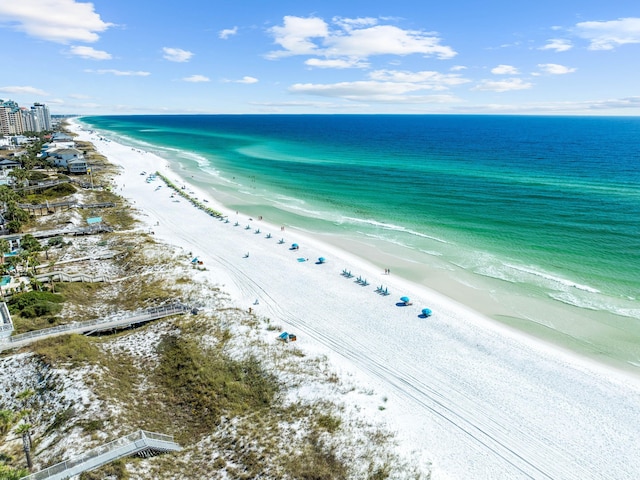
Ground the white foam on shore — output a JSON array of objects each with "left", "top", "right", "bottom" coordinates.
[{"left": 70, "top": 118, "right": 640, "bottom": 480}]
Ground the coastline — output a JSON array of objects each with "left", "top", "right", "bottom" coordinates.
[
  {"left": 67, "top": 118, "right": 640, "bottom": 479},
  {"left": 77, "top": 115, "right": 640, "bottom": 376}
]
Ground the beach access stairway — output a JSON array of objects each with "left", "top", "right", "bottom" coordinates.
[
  {"left": 18, "top": 200, "right": 116, "bottom": 215},
  {"left": 23, "top": 430, "right": 181, "bottom": 480},
  {"left": 0, "top": 303, "right": 189, "bottom": 351},
  {"left": 35, "top": 271, "right": 111, "bottom": 284},
  {"left": 0, "top": 224, "right": 113, "bottom": 244}
]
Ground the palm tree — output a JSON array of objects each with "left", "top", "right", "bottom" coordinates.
[
  {"left": 15, "top": 423, "right": 33, "bottom": 471},
  {"left": 0, "top": 409, "right": 14, "bottom": 437}
]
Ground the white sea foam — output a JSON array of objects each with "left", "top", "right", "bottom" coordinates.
[
  {"left": 341, "top": 217, "right": 450, "bottom": 244},
  {"left": 549, "top": 292, "right": 640, "bottom": 320},
  {"left": 505, "top": 263, "right": 600, "bottom": 293},
  {"left": 418, "top": 248, "right": 443, "bottom": 257}
]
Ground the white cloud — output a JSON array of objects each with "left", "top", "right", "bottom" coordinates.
[
  {"left": 183, "top": 75, "right": 210, "bottom": 83},
  {"left": 0, "top": 85, "right": 49, "bottom": 96},
  {"left": 267, "top": 16, "right": 456, "bottom": 65},
  {"left": 537, "top": 63, "right": 576, "bottom": 75},
  {"left": 85, "top": 69, "right": 150, "bottom": 76},
  {"left": 331, "top": 16, "right": 378, "bottom": 31},
  {"left": 288, "top": 80, "right": 462, "bottom": 103},
  {"left": 368, "top": 69, "right": 470, "bottom": 90},
  {"left": 575, "top": 17, "right": 640, "bottom": 50},
  {"left": 305, "top": 58, "right": 369, "bottom": 69},
  {"left": 326, "top": 25, "right": 456, "bottom": 59},
  {"left": 450, "top": 65, "right": 467, "bottom": 71},
  {"left": 540, "top": 38, "right": 573, "bottom": 52},
  {"left": 491, "top": 64, "right": 519, "bottom": 75},
  {"left": 0, "top": 0, "right": 112, "bottom": 44},
  {"left": 69, "top": 45, "right": 112, "bottom": 60},
  {"left": 163, "top": 47, "right": 194, "bottom": 62},
  {"left": 236, "top": 76, "right": 259, "bottom": 84},
  {"left": 222, "top": 76, "right": 258, "bottom": 84},
  {"left": 472, "top": 78, "right": 533, "bottom": 92},
  {"left": 267, "top": 16, "right": 329, "bottom": 58},
  {"left": 219, "top": 26, "right": 238, "bottom": 39}
]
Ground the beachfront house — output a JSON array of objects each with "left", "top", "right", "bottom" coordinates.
[
  {"left": 0, "top": 158, "right": 21, "bottom": 186},
  {"left": 51, "top": 132, "right": 73, "bottom": 142},
  {"left": 47, "top": 147, "right": 87, "bottom": 173},
  {"left": 67, "top": 158, "right": 88, "bottom": 174}
]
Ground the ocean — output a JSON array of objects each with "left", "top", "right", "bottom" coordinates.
[{"left": 78, "top": 114, "right": 640, "bottom": 372}]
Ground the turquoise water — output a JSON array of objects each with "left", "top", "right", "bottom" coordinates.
[{"left": 80, "top": 114, "right": 640, "bottom": 371}]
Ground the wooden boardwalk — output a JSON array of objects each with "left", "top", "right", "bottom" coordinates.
[
  {"left": 23, "top": 430, "right": 181, "bottom": 480},
  {"left": 0, "top": 303, "right": 190, "bottom": 352},
  {"left": 18, "top": 200, "right": 115, "bottom": 215}
]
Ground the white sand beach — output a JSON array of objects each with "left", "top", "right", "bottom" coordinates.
[{"left": 69, "top": 120, "right": 640, "bottom": 479}]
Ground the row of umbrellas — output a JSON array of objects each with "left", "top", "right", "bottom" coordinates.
[{"left": 292, "top": 242, "right": 430, "bottom": 317}]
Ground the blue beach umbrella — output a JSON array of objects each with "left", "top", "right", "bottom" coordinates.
[
  {"left": 318, "top": 257, "right": 326, "bottom": 263},
  {"left": 400, "top": 296, "right": 410, "bottom": 303},
  {"left": 292, "top": 243, "right": 298, "bottom": 248},
  {"left": 421, "top": 308, "right": 432, "bottom": 317}
]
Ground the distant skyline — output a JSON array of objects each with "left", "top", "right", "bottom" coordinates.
[{"left": 1, "top": 0, "right": 639, "bottom": 115}]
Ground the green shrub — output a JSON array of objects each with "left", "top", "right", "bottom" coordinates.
[{"left": 8, "top": 291, "right": 64, "bottom": 318}]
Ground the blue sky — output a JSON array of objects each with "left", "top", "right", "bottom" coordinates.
[{"left": 1, "top": 0, "right": 639, "bottom": 115}]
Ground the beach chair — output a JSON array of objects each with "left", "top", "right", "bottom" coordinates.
[
  {"left": 234, "top": 222, "right": 239, "bottom": 226},
  {"left": 361, "top": 279, "right": 369, "bottom": 286},
  {"left": 255, "top": 229, "right": 261, "bottom": 234},
  {"left": 383, "top": 288, "right": 390, "bottom": 296},
  {"left": 375, "top": 285, "right": 383, "bottom": 293},
  {"left": 266, "top": 233, "right": 272, "bottom": 238},
  {"left": 245, "top": 225, "right": 251, "bottom": 230},
  {"left": 278, "top": 238, "right": 285, "bottom": 244},
  {"left": 355, "top": 276, "right": 363, "bottom": 284},
  {"left": 346, "top": 271, "right": 353, "bottom": 278}
]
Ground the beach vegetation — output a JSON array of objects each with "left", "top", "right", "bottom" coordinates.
[
  {"left": 0, "top": 464, "right": 30, "bottom": 480},
  {"left": 32, "top": 334, "right": 99, "bottom": 367},
  {"left": 8, "top": 291, "right": 64, "bottom": 327}
]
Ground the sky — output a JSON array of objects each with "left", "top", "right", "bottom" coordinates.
[{"left": 1, "top": 0, "right": 639, "bottom": 115}]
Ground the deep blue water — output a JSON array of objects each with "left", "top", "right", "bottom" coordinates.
[{"left": 80, "top": 114, "right": 640, "bottom": 365}]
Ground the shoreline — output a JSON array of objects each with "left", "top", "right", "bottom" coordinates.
[
  {"left": 77, "top": 117, "right": 640, "bottom": 376},
  {"left": 67, "top": 118, "right": 640, "bottom": 479}
]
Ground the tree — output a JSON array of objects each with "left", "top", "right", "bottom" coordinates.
[
  {"left": 15, "top": 423, "right": 33, "bottom": 471},
  {"left": 8, "top": 169, "right": 28, "bottom": 188},
  {"left": 0, "top": 410, "right": 14, "bottom": 437},
  {"left": 19, "top": 235, "right": 40, "bottom": 253},
  {"left": 0, "top": 240, "right": 10, "bottom": 256},
  {"left": 0, "top": 464, "right": 30, "bottom": 480}
]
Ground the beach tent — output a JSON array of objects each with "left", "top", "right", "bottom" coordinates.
[{"left": 421, "top": 308, "right": 432, "bottom": 317}]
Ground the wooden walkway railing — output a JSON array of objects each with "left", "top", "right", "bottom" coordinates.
[
  {"left": 23, "top": 430, "right": 181, "bottom": 480},
  {"left": 0, "top": 303, "right": 190, "bottom": 351}
]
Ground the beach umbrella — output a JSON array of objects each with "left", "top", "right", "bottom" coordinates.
[
  {"left": 421, "top": 308, "right": 432, "bottom": 317},
  {"left": 318, "top": 257, "right": 326, "bottom": 263},
  {"left": 292, "top": 243, "right": 298, "bottom": 248},
  {"left": 400, "top": 296, "right": 410, "bottom": 303}
]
